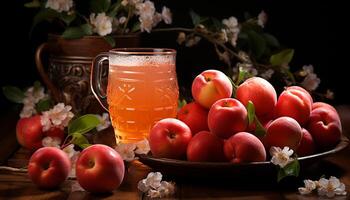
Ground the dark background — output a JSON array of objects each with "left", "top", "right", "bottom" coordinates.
[{"left": 0, "top": 0, "right": 347, "bottom": 112}]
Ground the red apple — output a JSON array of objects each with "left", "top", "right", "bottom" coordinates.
[
  {"left": 177, "top": 102, "right": 209, "bottom": 135},
  {"left": 149, "top": 118, "right": 192, "bottom": 159},
  {"left": 76, "top": 144, "right": 125, "bottom": 193},
  {"left": 186, "top": 131, "right": 226, "bottom": 162},
  {"left": 28, "top": 147, "right": 71, "bottom": 189},
  {"left": 307, "top": 103, "right": 342, "bottom": 150},
  {"left": 45, "top": 127, "right": 65, "bottom": 141},
  {"left": 236, "top": 77, "right": 277, "bottom": 118},
  {"left": 265, "top": 116, "right": 302, "bottom": 151},
  {"left": 191, "top": 69, "right": 233, "bottom": 109},
  {"left": 16, "top": 115, "right": 43, "bottom": 150},
  {"left": 224, "top": 132, "right": 266, "bottom": 163},
  {"left": 274, "top": 86, "right": 313, "bottom": 125},
  {"left": 296, "top": 128, "right": 315, "bottom": 156},
  {"left": 208, "top": 98, "right": 248, "bottom": 139}
]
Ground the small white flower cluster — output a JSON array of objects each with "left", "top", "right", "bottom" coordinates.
[
  {"left": 257, "top": 10, "right": 268, "bottom": 28},
  {"left": 222, "top": 16, "right": 240, "bottom": 47},
  {"left": 40, "top": 103, "right": 74, "bottom": 132},
  {"left": 138, "top": 172, "right": 175, "bottom": 198},
  {"left": 46, "top": 0, "right": 73, "bottom": 13},
  {"left": 135, "top": 1, "right": 172, "bottom": 33},
  {"left": 300, "top": 64, "right": 321, "bottom": 91},
  {"left": 270, "top": 146, "right": 294, "bottom": 168},
  {"left": 95, "top": 113, "right": 111, "bottom": 132},
  {"left": 20, "top": 86, "right": 48, "bottom": 118},
  {"left": 298, "top": 176, "right": 347, "bottom": 198},
  {"left": 90, "top": 13, "right": 113, "bottom": 36},
  {"left": 115, "top": 139, "right": 150, "bottom": 161}
]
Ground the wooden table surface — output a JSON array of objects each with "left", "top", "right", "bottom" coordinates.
[{"left": 1, "top": 106, "right": 350, "bottom": 200}]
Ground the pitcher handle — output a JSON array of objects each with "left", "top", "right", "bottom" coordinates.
[
  {"left": 35, "top": 43, "right": 61, "bottom": 102},
  {"left": 91, "top": 52, "right": 109, "bottom": 111}
]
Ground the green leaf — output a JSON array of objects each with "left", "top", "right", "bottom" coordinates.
[
  {"left": 71, "top": 132, "right": 91, "bottom": 149},
  {"left": 90, "top": 0, "right": 111, "bottom": 13},
  {"left": 277, "top": 159, "right": 300, "bottom": 182},
  {"left": 226, "top": 75, "right": 237, "bottom": 97},
  {"left": 247, "top": 30, "right": 266, "bottom": 59},
  {"left": 177, "top": 99, "right": 187, "bottom": 110},
  {"left": 68, "top": 114, "right": 101, "bottom": 135},
  {"left": 81, "top": 24, "right": 93, "bottom": 35},
  {"left": 254, "top": 115, "right": 266, "bottom": 137},
  {"left": 31, "top": 9, "right": 59, "bottom": 34},
  {"left": 108, "top": 0, "right": 121, "bottom": 17},
  {"left": 263, "top": 33, "right": 280, "bottom": 48},
  {"left": 270, "top": 49, "right": 294, "bottom": 66},
  {"left": 246, "top": 101, "right": 255, "bottom": 125},
  {"left": 104, "top": 36, "right": 116, "bottom": 47},
  {"left": 131, "top": 22, "right": 141, "bottom": 33},
  {"left": 36, "top": 98, "right": 53, "bottom": 112},
  {"left": 62, "top": 27, "right": 85, "bottom": 39},
  {"left": 24, "top": 0, "right": 40, "bottom": 8},
  {"left": 2, "top": 86, "right": 25, "bottom": 103},
  {"left": 60, "top": 13, "right": 76, "bottom": 25},
  {"left": 33, "top": 81, "right": 41, "bottom": 91},
  {"left": 189, "top": 10, "right": 201, "bottom": 26},
  {"left": 236, "top": 67, "right": 248, "bottom": 85}
]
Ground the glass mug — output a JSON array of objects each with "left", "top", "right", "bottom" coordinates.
[{"left": 91, "top": 48, "right": 179, "bottom": 143}]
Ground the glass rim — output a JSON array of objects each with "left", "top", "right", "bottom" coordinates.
[{"left": 109, "top": 48, "right": 176, "bottom": 55}]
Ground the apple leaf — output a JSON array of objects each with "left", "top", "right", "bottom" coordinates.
[
  {"left": 36, "top": 98, "right": 53, "bottom": 113},
  {"left": 254, "top": 116, "right": 266, "bottom": 137},
  {"left": 2, "top": 86, "right": 25, "bottom": 103},
  {"left": 24, "top": 0, "right": 40, "bottom": 8},
  {"left": 71, "top": 132, "right": 91, "bottom": 149},
  {"left": 246, "top": 101, "right": 255, "bottom": 125},
  {"left": 277, "top": 158, "right": 300, "bottom": 182},
  {"left": 189, "top": 10, "right": 201, "bottom": 26},
  {"left": 178, "top": 99, "right": 187, "bottom": 110},
  {"left": 90, "top": 0, "right": 111, "bottom": 13},
  {"left": 108, "top": 0, "right": 121, "bottom": 17},
  {"left": 104, "top": 35, "right": 116, "bottom": 47},
  {"left": 68, "top": 114, "right": 101, "bottom": 135},
  {"left": 235, "top": 67, "right": 248, "bottom": 86},
  {"left": 270, "top": 49, "right": 294, "bottom": 66},
  {"left": 62, "top": 26, "right": 86, "bottom": 39},
  {"left": 226, "top": 75, "right": 237, "bottom": 97}
]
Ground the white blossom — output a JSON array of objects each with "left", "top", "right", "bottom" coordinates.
[
  {"left": 42, "top": 136, "right": 61, "bottom": 148},
  {"left": 257, "top": 10, "right": 268, "bottom": 28},
  {"left": 317, "top": 176, "right": 347, "bottom": 197},
  {"left": 90, "top": 13, "right": 113, "bottom": 36},
  {"left": 302, "top": 64, "right": 315, "bottom": 74},
  {"left": 63, "top": 144, "right": 80, "bottom": 178},
  {"left": 115, "top": 143, "right": 136, "bottom": 161},
  {"left": 301, "top": 73, "right": 320, "bottom": 91},
  {"left": 119, "top": 16, "right": 127, "bottom": 24},
  {"left": 96, "top": 113, "right": 111, "bottom": 132},
  {"left": 138, "top": 172, "right": 175, "bottom": 198},
  {"left": 135, "top": 139, "right": 150, "bottom": 155},
  {"left": 40, "top": 103, "right": 74, "bottom": 132},
  {"left": 136, "top": 0, "right": 163, "bottom": 33},
  {"left": 218, "top": 29, "right": 229, "bottom": 43},
  {"left": 177, "top": 32, "right": 186, "bottom": 44},
  {"left": 222, "top": 16, "right": 240, "bottom": 46},
  {"left": 46, "top": 0, "right": 73, "bottom": 13},
  {"left": 260, "top": 69, "right": 274, "bottom": 80},
  {"left": 185, "top": 36, "right": 201, "bottom": 47},
  {"left": 121, "top": 0, "right": 143, "bottom": 6},
  {"left": 270, "top": 146, "right": 294, "bottom": 168},
  {"left": 20, "top": 86, "right": 48, "bottom": 118},
  {"left": 326, "top": 89, "right": 334, "bottom": 99},
  {"left": 298, "top": 179, "right": 317, "bottom": 195},
  {"left": 161, "top": 6, "right": 172, "bottom": 24}
]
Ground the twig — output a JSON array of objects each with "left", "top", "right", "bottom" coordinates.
[{"left": 0, "top": 166, "right": 28, "bottom": 173}]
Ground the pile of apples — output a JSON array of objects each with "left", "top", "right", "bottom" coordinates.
[{"left": 149, "top": 70, "right": 342, "bottom": 163}]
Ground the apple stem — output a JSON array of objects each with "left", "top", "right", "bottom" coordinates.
[{"left": 0, "top": 166, "right": 28, "bottom": 173}]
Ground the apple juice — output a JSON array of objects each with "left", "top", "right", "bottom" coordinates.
[{"left": 107, "top": 62, "right": 179, "bottom": 143}]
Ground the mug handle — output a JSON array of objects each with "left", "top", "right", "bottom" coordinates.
[
  {"left": 91, "top": 52, "right": 109, "bottom": 111},
  {"left": 35, "top": 43, "right": 61, "bottom": 102}
]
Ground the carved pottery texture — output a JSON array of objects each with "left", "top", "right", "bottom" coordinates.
[{"left": 48, "top": 56, "right": 107, "bottom": 114}]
